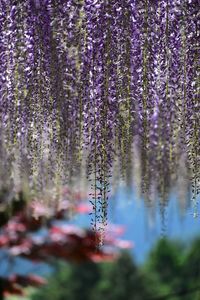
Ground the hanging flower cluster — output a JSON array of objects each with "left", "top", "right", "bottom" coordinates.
[{"left": 0, "top": 0, "right": 199, "bottom": 236}]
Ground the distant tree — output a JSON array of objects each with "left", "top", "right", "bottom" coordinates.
[
  {"left": 144, "top": 239, "right": 184, "bottom": 299},
  {"left": 144, "top": 238, "right": 200, "bottom": 300},
  {"left": 146, "top": 239, "right": 183, "bottom": 282},
  {"left": 32, "top": 252, "right": 153, "bottom": 300},
  {"left": 180, "top": 238, "right": 200, "bottom": 300},
  {"left": 184, "top": 238, "right": 200, "bottom": 282},
  {"left": 92, "top": 251, "right": 153, "bottom": 300},
  {"left": 32, "top": 260, "right": 101, "bottom": 300}
]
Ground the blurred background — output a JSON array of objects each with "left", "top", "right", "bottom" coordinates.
[{"left": 0, "top": 187, "right": 200, "bottom": 300}]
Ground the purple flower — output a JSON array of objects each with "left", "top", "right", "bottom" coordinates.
[{"left": 0, "top": 0, "right": 199, "bottom": 240}]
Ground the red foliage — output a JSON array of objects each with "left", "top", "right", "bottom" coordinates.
[
  {"left": 2, "top": 274, "right": 47, "bottom": 297},
  {"left": 0, "top": 191, "right": 132, "bottom": 297}
]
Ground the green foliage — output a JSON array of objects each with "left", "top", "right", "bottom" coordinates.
[
  {"left": 31, "top": 260, "right": 101, "bottom": 300},
  {"left": 31, "top": 239, "right": 200, "bottom": 300},
  {"left": 31, "top": 253, "right": 152, "bottom": 300},
  {"left": 144, "top": 238, "right": 200, "bottom": 300},
  {"left": 91, "top": 252, "right": 152, "bottom": 300}
]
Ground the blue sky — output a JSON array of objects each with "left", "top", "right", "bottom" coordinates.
[{"left": 75, "top": 186, "right": 200, "bottom": 263}]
